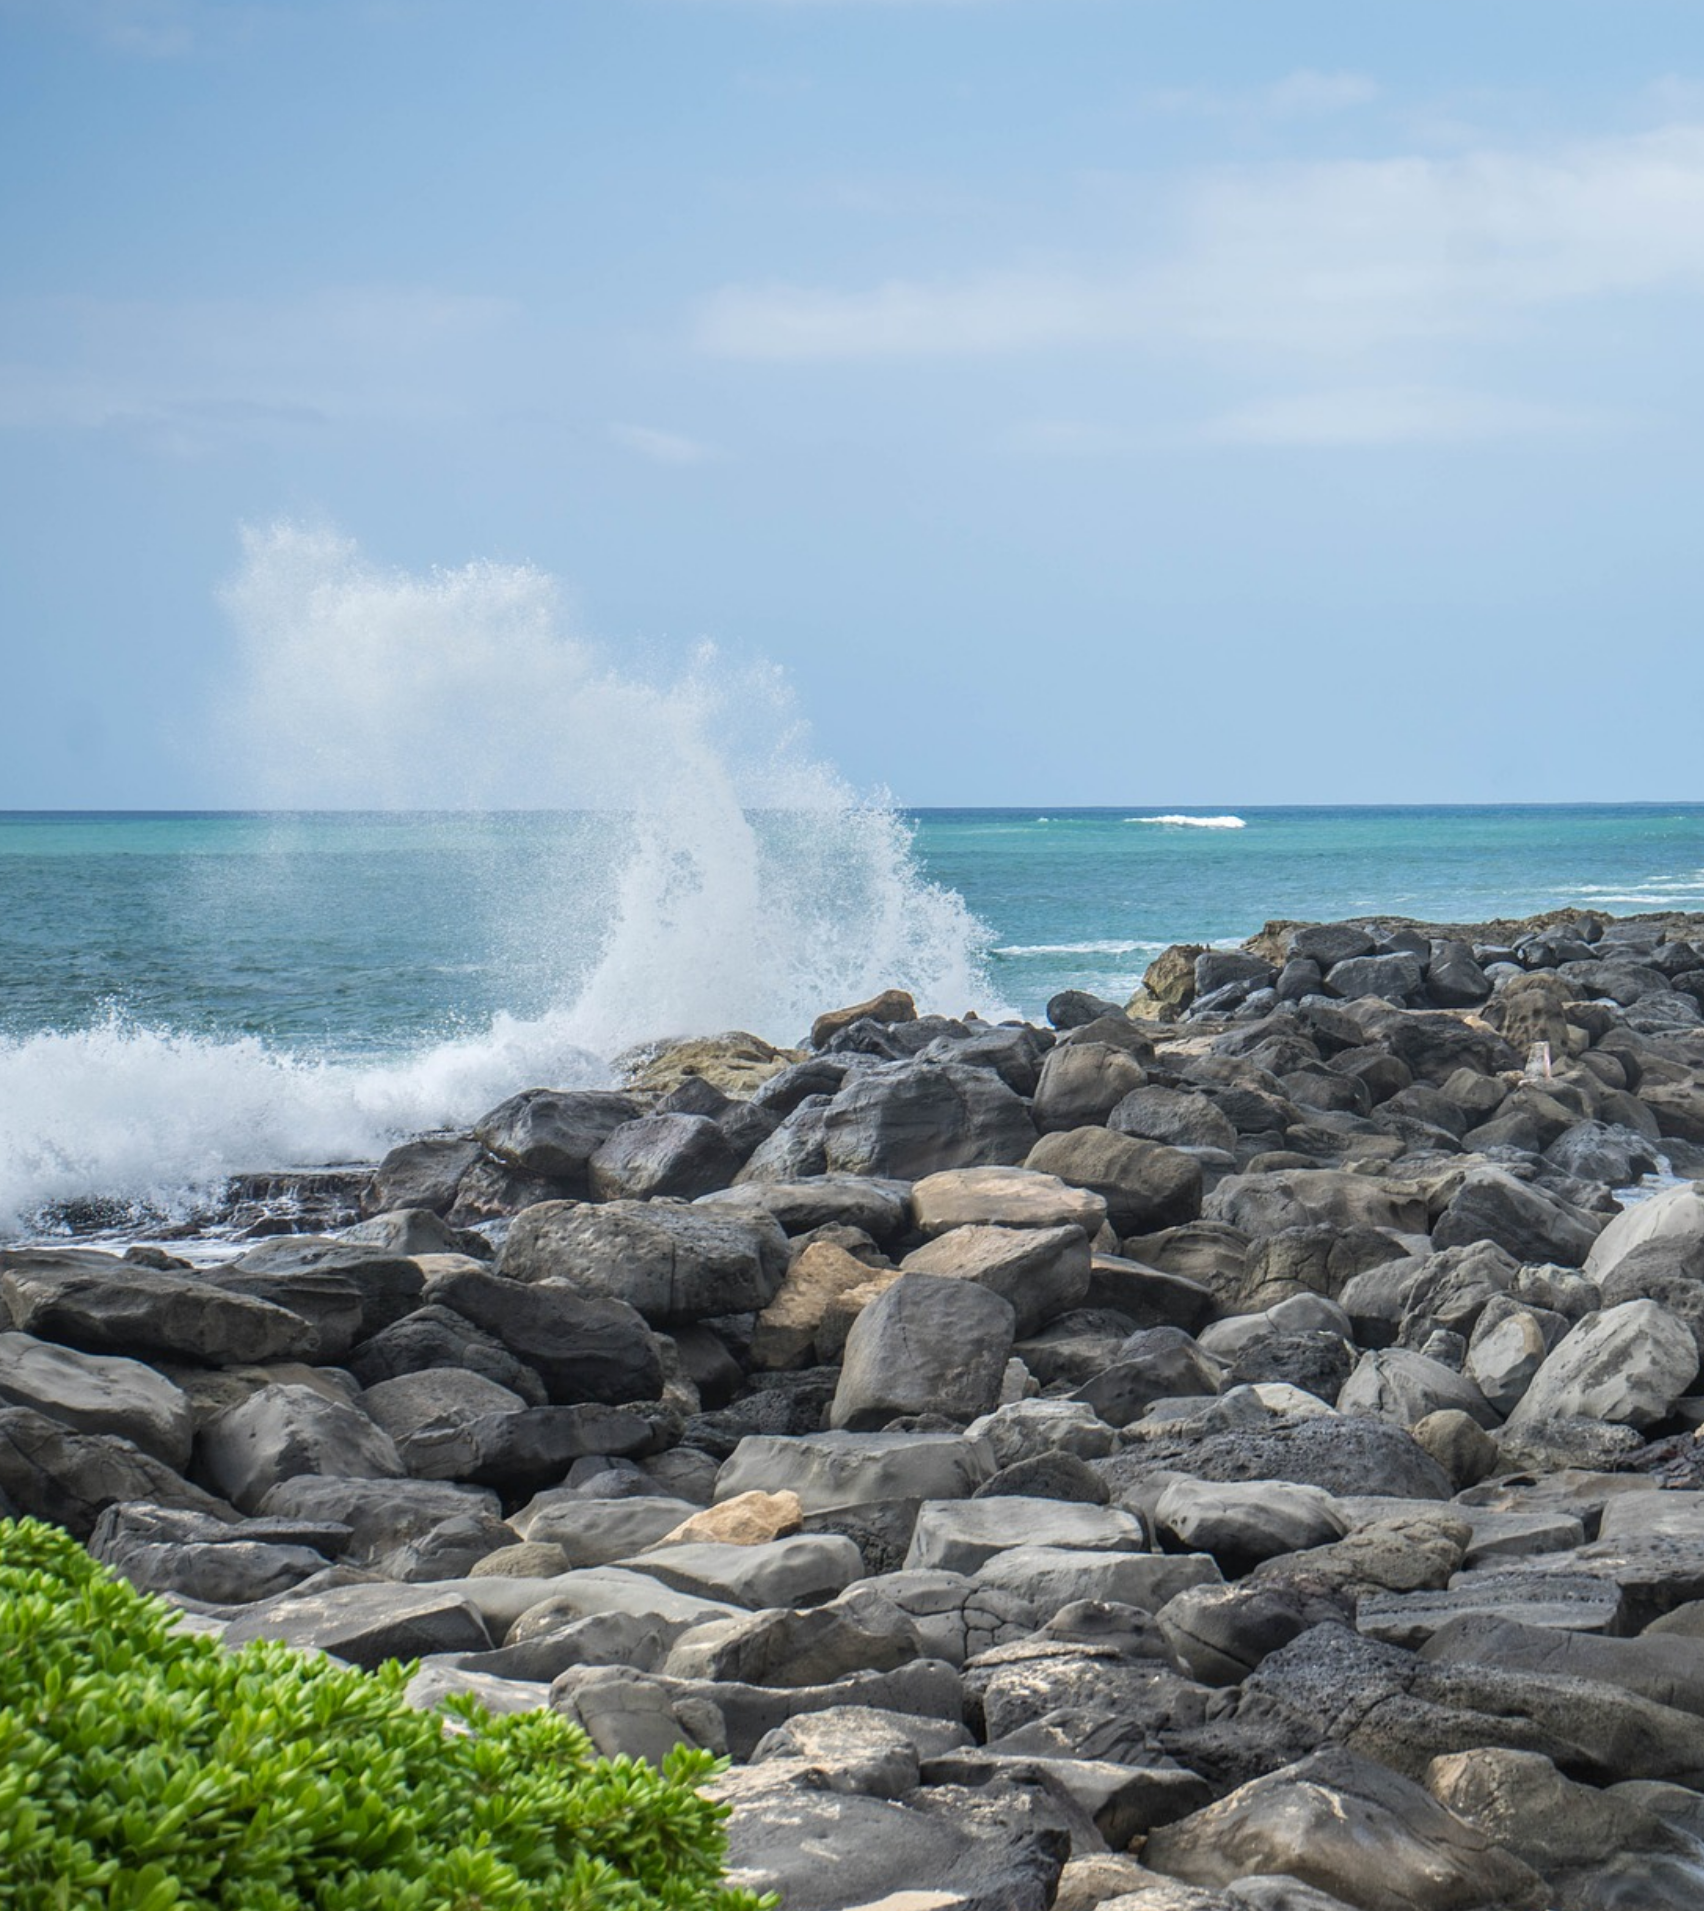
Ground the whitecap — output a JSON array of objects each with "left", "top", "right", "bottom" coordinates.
[{"left": 1125, "top": 814, "right": 1247, "bottom": 830}]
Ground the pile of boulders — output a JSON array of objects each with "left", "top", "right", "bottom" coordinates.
[{"left": 7, "top": 910, "right": 1704, "bottom": 1910}]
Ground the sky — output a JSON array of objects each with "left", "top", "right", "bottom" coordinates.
[{"left": 2, "top": 0, "right": 1702, "bottom": 807}]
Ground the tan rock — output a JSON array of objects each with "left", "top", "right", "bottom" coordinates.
[
  {"left": 810, "top": 989, "right": 917, "bottom": 1050},
  {"left": 818, "top": 1269, "right": 904, "bottom": 1363},
  {"left": 655, "top": 1490, "right": 803, "bottom": 1549},
  {"left": 468, "top": 1541, "right": 571, "bottom": 1578},
  {"left": 1124, "top": 944, "right": 1206, "bottom": 1023},
  {"left": 619, "top": 1031, "right": 802, "bottom": 1099},
  {"left": 753, "top": 1242, "right": 891, "bottom": 1370}
]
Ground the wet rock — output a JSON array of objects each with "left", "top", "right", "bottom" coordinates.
[
  {"left": 362, "top": 1134, "right": 483, "bottom": 1217},
  {"left": 587, "top": 1113, "right": 744, "bottom": 1202},
  {"left": 472, "top": 1088, "right": 646, "bottom": 1195}
]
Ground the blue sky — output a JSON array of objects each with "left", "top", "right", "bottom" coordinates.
[{"left": 3, "top": 0, "right": 1702, "bottom": 805}]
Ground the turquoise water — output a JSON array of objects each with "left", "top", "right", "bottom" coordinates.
[{"left": 2, "top": 803, "right": 1702, "bottom": 1231}]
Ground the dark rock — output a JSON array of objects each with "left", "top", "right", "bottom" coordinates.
[
  {"left": 1432, "top": 1169, "right": 1603, "bottom": 1268},
  {"left": 473, "top": 1088, "right": 647, "bottom": 1196},
  {"left": 830, "top": 1275, "right": 1015, "bottom": 1431},
  {"left": 1290, "top": 925, "right": 1376, "bottom": 967},
  {"left": 498, "top": 1199, "right": 788, "bottom": 1325},
  {"left": 588, "top": 1114, "right": 744, "bottom": 1202},
  {"left": 197, "top": 1383, "right": 403, "bottom": 1515},
  {"left": 822, "top": 1061, "right": 1038, "bottom": 1180},
  {"left": 88, "top": 1501, "right": 340, "bottom": 1605},
  {"left": 0, "top": 1403, "right": 232, "bottom": 1539},
  {"left": 1, "top": 1249, "right": 317, "bottom": 1366},
  {"left": 426, "top": 1267, "right": 663, "bottom": 1404},
  {"left": 1046, "top": 990, "right": 1126, "bottom": 1031},
  {"left": 1026, "top": 1128, "right": 1203, "bottom": 1236},
  {"left": 258, "top": 1474, "right": 500, "bottom": 1563},
  {"left": 362, "top": 1134, "right": 482, "bottom": 1217},
  {"left": 345, "top": 1303, "right": 548, "bottom": 1403}
]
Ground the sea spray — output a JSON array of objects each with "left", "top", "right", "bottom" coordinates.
[
  {"left": 222, "top": 522, "right": 996, "bottom": 1051},
  {"left": 0, "top": 525, "right": 997, "bottom": 1235}
]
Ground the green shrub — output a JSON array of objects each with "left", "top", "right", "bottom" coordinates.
[{"left": 0, "top": 1518, "right": 774, "bottom": 1910}]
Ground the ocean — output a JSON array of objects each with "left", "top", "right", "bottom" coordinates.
[{"left": 2, "top": 802, "right": 1702, "bottom": 1237}]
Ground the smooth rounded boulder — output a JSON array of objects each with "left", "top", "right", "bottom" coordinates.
[{"left": 1024, "top": 1128, "right": 1203, "bottom": 1237}]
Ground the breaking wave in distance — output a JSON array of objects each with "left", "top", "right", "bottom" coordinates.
[
  {"left": 0, "top": 523, "right": 999, "bottom": 1234},
  {"left": 1126, "top": 814, "right": 1247, "bottom": 829}
]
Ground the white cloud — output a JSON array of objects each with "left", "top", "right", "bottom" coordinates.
[
  {"left": 609, "top": 422, "right": 722, "bottom": 465},
  {"left": 1197, "top": 385, "right": 1610, "bottom": 447},
  {"left": 696, "top": 124, "right": 1704, "bottom": 360}
]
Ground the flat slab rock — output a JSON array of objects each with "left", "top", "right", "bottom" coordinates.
[{"left": 222, "top": 1582, "right": 494, "bottom": 1669}]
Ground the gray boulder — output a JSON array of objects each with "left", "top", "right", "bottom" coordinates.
[
  {"left": 256, "top": 1474, "right": 500, "bottom": 1563},
  {"left": 906, "top": 1498, "right": 1145, "bottom": 1575},
  {"left": 497, "top": 1200, "right": 787, "bottom": 1325},
  {"left": 0, "top": 1331, "right": 193, "bottom": 1468},
  {"left": 717, "top": 1430, "right": 995, "bottom": 1511},
  {"left": 718, "top": 1771, "right": 1070, "bottom": 1911},
  {"left": 362, "top": 1134, "right": 482, "bottom": 1217},
  {"left": 1432, "top": 1169, "right": 1603, "bottom": 1269},
  {"left": 1154, "top": 1480, "right": 1346, "bottom": 1570},
  {"left": 0, "top": 1249, "right": 316, "bottom": 1365},
  {"left": 1504, "top": 1298, "right": 1698, "bottom": 1434},
  {"left": 1025, "top": 1128, "right": 1204, "bottom": 1236},
  {"left": 830, "top": 1274, "right": 1015, "bottom": 1431},
  {"left": 88, "top": 1501, "right": 340, "bottom": 1605},
  {"left": 1337, "top": 1349, "right": 1499, "bottom": 1431},
  {"left": 198, "top": 1384, "right": 404, "bottom": 1515},
  {"left": 822, "top": 1061, "right": 1038, "bottom": 1179},
  {"left": 224, "top": 1582, "right": 493, "bottom": 1668},
  {"left": 0, "top": 1403, "right": 231, "bottom": 1539},
  {"left": 424, "top": 1267, "right": 662, "bottom": 1404},
  {"left": 1031, "top": 1041, "right": 1149, "bottom": 1134},
  {"left": 345, "top": 1303, "right": 548, "bottom": 1403},
  {"left": 1142, "top": 1748, "right": 1544, "bottom": 1911},
  {"left": 473, "top": 1088, "right": 646, "bottom": 1194},
  {"left": 588, "top": 1114, "right": 744, "bottom": 1202},
  {"left": 1109, "top": 1086, "right": 1239, "bottom": 1155}
]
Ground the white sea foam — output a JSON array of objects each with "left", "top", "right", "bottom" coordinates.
[
  {"left": 1126, "top": 814, "right": 1247, "bottom": 829},
  {"left": 992, "top": 940, "right": 1169, "bottom": 958},
  {"left": 0, "top": 523, "right": 1002, "bottom": 1234}
]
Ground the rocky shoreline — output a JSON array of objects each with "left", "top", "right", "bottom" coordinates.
[{"left": 8, "top": 907, "right": 1704, "bottom": 1909}]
